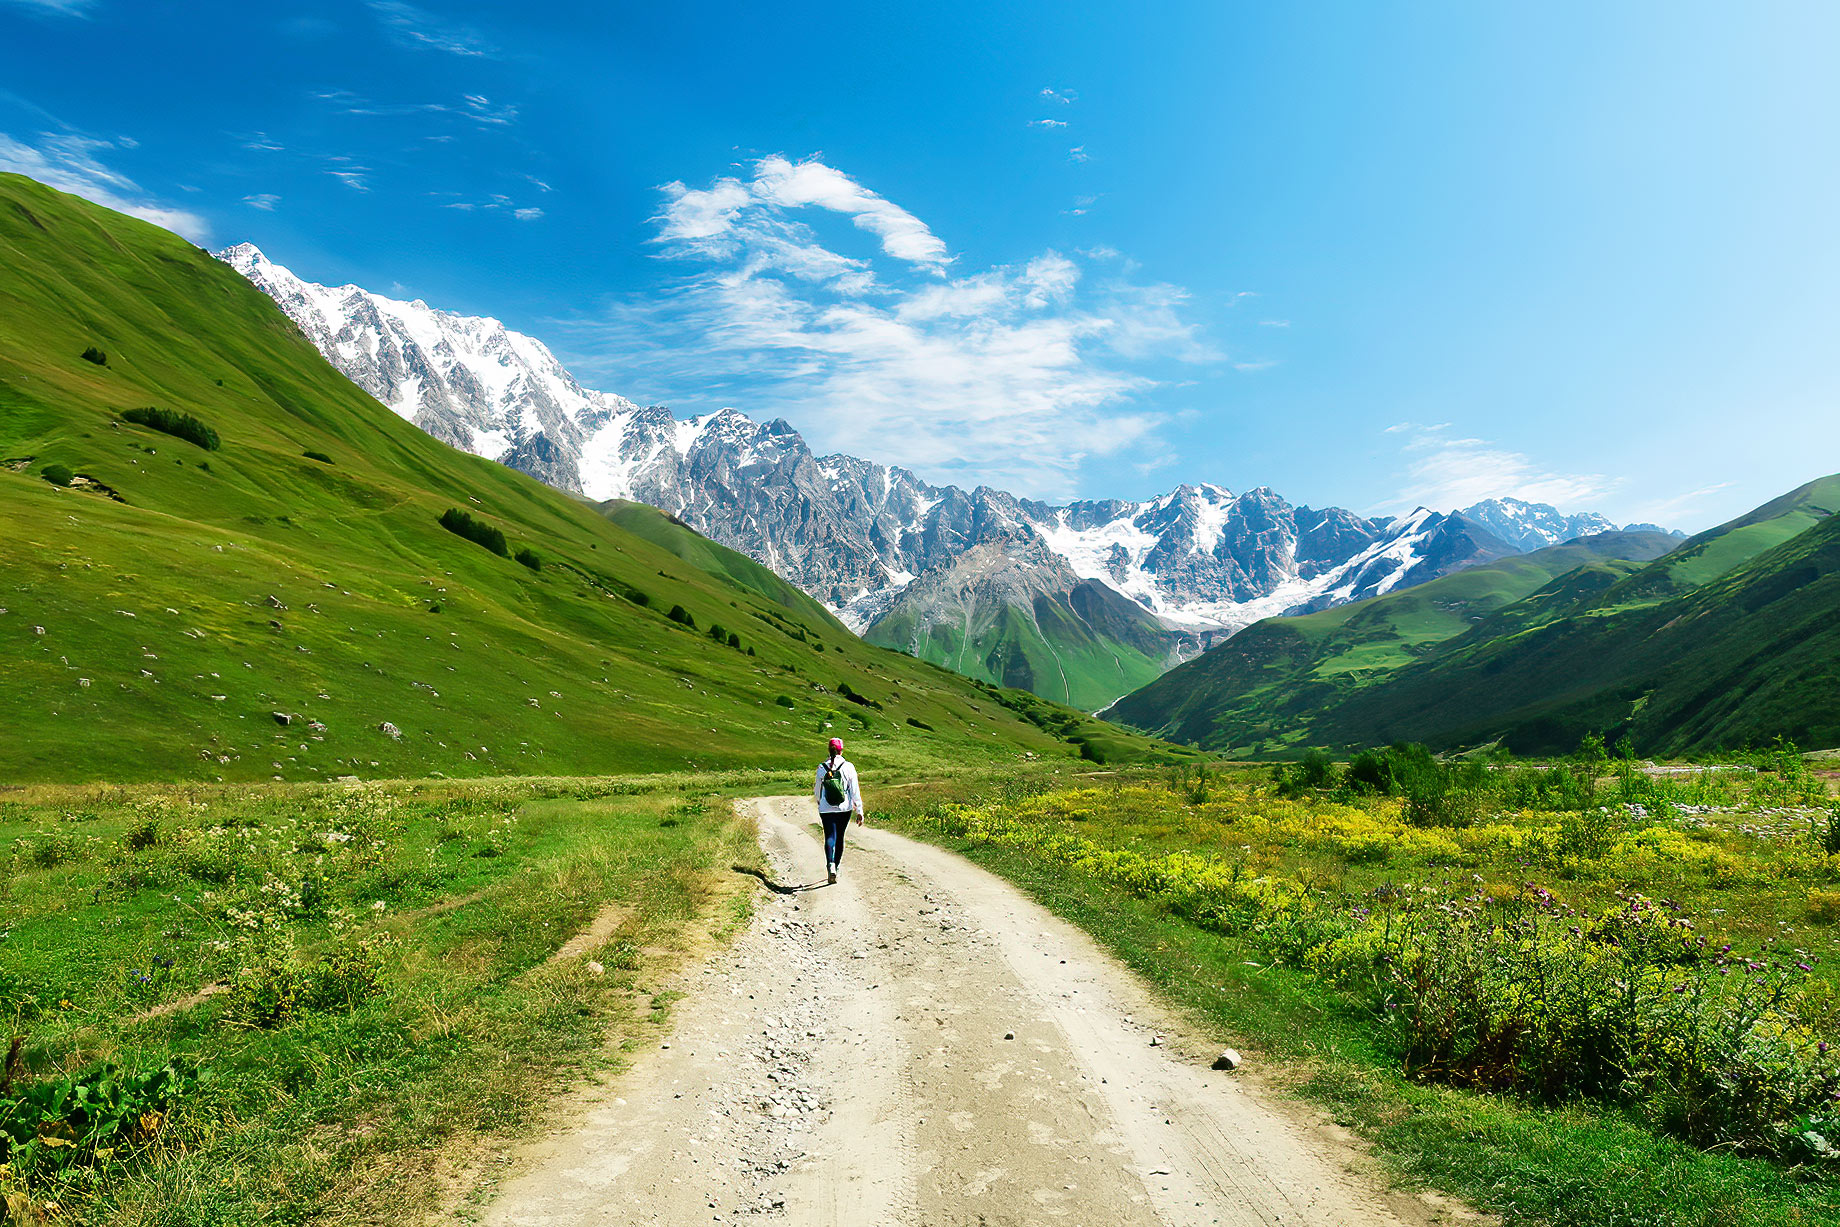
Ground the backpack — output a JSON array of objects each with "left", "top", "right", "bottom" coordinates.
[{"left": 821, "top": 758, "right": 847, "bottom": 807}]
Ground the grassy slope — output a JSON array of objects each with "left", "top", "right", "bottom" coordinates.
[
  {"left": 1323, "top": 503, "right": 1840, "bottom": 754},
  {"left": 1108, "top": 532, "right": 1676, "bottom": 752},
  {"left": 866, "top": 584, "right": 1172, "bottom": 713},
  {"left": 0, "top": 173, "right": 1169, "bottom": 782}
]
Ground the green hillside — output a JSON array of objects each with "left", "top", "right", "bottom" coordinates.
[
  {"left": 0, "top": 173, "right": 1175, "bottom": 782},
  {"left": 863, "top": 539, "right": 1178, "bottom": 712},
  {"left": 1113, "top": 476, "right": 1840, "bottom": 756},
  {"left": 1107, "top": 532, "right": 1676, "bottom": 751}
]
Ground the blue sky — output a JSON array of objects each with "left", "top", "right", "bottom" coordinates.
[{"left": 3, "top": 1, "right": 1836, "bottom": 529}]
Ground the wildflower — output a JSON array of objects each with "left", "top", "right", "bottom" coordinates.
[{"left": 371, "top": 900, "right": 387, "bottom": 912}]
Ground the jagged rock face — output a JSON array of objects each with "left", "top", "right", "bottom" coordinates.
[
  {"left": 1459, "top": 498, "right": 1621, "bottom": 553},
  {"left": 222, "top": 244, "right": 1646, "bottom": 664}
]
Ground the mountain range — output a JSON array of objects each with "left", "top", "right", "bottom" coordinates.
[
  {"left": 0, "top": 172, "right": 1172, "bottom": 781},
  {"left": 1111, "top": 476, "right": 1840, "bottom": 756},
  {"left": 220, "top": 243, "right": 1675, "bottom": 709}
]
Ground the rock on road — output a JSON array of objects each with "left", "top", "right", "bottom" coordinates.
[{"left": 475, "top": 797, "right": 1481, "bottom": 1226}]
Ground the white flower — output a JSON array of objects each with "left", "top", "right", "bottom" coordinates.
[{"left": 371, "top": 901, "right": 387, "bottom": 912}]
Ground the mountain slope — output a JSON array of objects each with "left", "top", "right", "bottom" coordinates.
[
  {"left": 0, "top": 173, "right": 1177, "bottom": 781},
  {"left": 1107, "top": 531, "right": 1679, "bottom": 751},
  {"left": 1113, "top": 477, "right": 1840, "bottom": 756},
  {"left": 219, "top": 245, "right": 1656, "bottom": 710}
]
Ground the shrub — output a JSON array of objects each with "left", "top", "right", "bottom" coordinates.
[
  {"left": 121, "top": 406, "right": 219, "bottom": 450},
  {"left": 906, "top": 716, "right": 934, "bottom": 731},
  {"left": 775, "top": 695, "right": 795, "bottom": 709},
  {"left": 39, "top": 463, "right": 73, "bottom": 487},
  {"left": 302, "top": 449, "right": 333, "bottom": 464},
  {"left": 438, "top": 507, "right": 509, "bottom": 557},
  {"left": 79, "top": 346, "right": 107, "bottom": 365},
  {"left": 0, "top": 1058, "right": 199, "bottom": 1182},
  {"left": 668, "top": 605, "right": 695, "bottom": 628},
  {"left": 514, "top": 547, "right": 542, "bottom": 572},
  {"left": 707, "top": 623, "right": 728, "bottom": 643},
  {"left": 221, "top": 934, "right": 381, "bottom": 1029}
]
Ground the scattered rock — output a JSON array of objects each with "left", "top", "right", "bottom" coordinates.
[
  {"left": 32, "top": 625, "right": 45, "bottom": 636},
  {"left": 272, "top": 712, "right": 293, "bottom": 725},
  {"left": 1211, "top": 1049, "right": 1243, "bottom": 1071},
  {"left": 378, "top": 721, "right": 402, "bottom": 739},
  {"left": 585, "top": 960, "right": 605, "bottom": 977},
  {"left": 1150, "top": 1034, "right": 1164, "bottom": 1047},
  {"left": 1003, "top": 1031, "right": 1015, "bottom": 1040},
  {"left": 265, "top": 594, "right": 287, "bottom": 610}
]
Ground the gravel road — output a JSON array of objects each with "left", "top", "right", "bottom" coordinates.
[{"left": 476, "top": 797, "right": 1483, "bottom": 1226}]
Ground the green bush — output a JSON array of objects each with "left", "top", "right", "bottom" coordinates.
[
  {"left": 80, "top": 346, "right": 107, "bottom": 365},
  {"left": 302, "top": 449, "right": 333, "bottom": 464},
  {"left": 775, "top": 695, "right": 795, "bottom": 709},
  {"left": 668, "top": 604, "right": 695, "bottom": 628},
  {"left": 221, "top": 934, "right": 381, "bottom": 1030},
  {"left": 39, "top": 463, "right": 73, "bottom": 487},
  {"left": 707, "top": 622, "right": 728, "bottom": 642},
  {"left": 514, "top": 547, "right": 542, "bottom": 572},
  {"left": 905, "top": 716, "right": 934, "bottom": 731},
  {"left": 0, "top": 1058, "right": 200, "bottom": 1182},
  {"left": 727, "top": 631, "right": 741, "bottom": 649},
  {"left": 121, "top": 406, "right": 219, "bottom": 450},
  {"left": 438, "top": 507, "right": 509, "bottom": 557}
]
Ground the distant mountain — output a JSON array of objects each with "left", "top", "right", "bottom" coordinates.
[
  {"left": 1112, "top": 476, "right": 1840, "bottom": 756},
  {"left": 1, "top": 173, "right": 1160, "bottom": 783},
  {"left": 1459, "top": 497, "right": 1686, "bottom": 553},
  {"left": 222, "top": 244, "right": 1650, "bottom": 708}
]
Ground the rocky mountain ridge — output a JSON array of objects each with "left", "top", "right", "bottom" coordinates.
[{"left": 222, "top": 244, "right": 1665, "bottom": 703}]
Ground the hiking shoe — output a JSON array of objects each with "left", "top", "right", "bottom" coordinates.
[{"left": 828, "top": 865, "right": 838, "bottom": 884}]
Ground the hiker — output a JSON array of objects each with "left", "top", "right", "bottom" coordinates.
[{"left": 814, "top": 736, "right": 864, "bottom": 885}]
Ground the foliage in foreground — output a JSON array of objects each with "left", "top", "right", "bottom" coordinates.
[
  {"left": 919, "top": 764, "right": 1840, "bottom": 1161},
  {"left": 0, "top": 775, "right": 760, "bottom": 1224}
]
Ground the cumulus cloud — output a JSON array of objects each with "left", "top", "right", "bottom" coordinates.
[
  {"left": 1386, "top": 423, "right": 1612, "bottom": 513},
  {"left": 565, "top": 156, "right": 1217, "bottom": 499},
  {"left": 0, "top": 129, "right": 209, "bottom": 241}
]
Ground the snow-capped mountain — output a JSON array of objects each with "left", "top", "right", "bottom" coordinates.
[{"left": 222, "top": 244, "right": 1643, "bottom": 706}]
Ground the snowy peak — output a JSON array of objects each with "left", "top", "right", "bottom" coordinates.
[{"left": 1459, "top": 498, "right": 1619, "bottom": 553}]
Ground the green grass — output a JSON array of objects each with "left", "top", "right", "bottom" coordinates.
[
  {"left": 1114, "top": 477, "right": 1840, "bottom": 758},
  {"left": 0, "top": 773, "right": 782, "bottom": 1225},
  {"left": 878, "top": 769, "right": 1840, "bottom": 1226},
  {"left": 0, "top": 172, "right": 1178, "bottom": 783}
]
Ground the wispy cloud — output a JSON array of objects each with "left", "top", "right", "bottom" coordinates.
[
  {"left": 564, "top": 156, "right": 1218, "bottom": 500},
  {"left": 4, "top": 0, "right": 95, "bottom": 15},
  {"left": 1029, "top": 118, "right": 1067, "bottom": 129},
  {"left": 326, "top": 168, "right": 370, "bottom": 191},
  {"left": 1622, "top": 481, "right": 1732, "bottom": 529},
  {"left": 0, "top": 129, "right": 209, "bottom": 241},
  {"left": 311, "top": 89, "right": 516, "bottom": 127},
  {"left": 367, "top": 0, "right": 496, "bottom": 57},
  {"left": 1039, "top": 87, "right": 1077, "bottom": 104},
  {"left": 1068, "top": 145, "right": 1089, "bottom": 163},
  {"left": 1385, "top": 423, "right": 1611, "bottom": 513},
  {"left": 431, "top": 190, "right": 544, "bottom": 220},
  {"left": 1258, "top": 318, "right": 1289, "bottom": 327},
  {"left": 242, "top": 193, "right": 281, "bottom": 211}
]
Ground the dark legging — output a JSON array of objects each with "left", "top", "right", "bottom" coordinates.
[{"left": 820, "top": 810, "right": 852, "bottom": 867}]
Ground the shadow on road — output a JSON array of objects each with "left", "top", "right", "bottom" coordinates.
[{"left": 731, "top": 865, "right": 829, "bottom": 894}]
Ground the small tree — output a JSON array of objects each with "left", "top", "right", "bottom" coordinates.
[
  {"left": 667, "top": 604, "right": 695, "bottom": 628},
  {"left": 514, "top": 547, "right": 542, "bottom": 572},
  {"left": 80, "top": 346, "right": 106, "bottom": 365},
  {"left": 727, "top": 631, "right": 742, "bottom": 649},
  {"left": 40, "top": 463, "right": 74, "bottom": 487}
]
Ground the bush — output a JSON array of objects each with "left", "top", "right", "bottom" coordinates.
[
  {"left": 0, "top": 1058, "right": 199, "bottom": 1182},
  {"left": 514, "top": 547, "right": 542, "bottom": 572},
  {"left": 438, "top": 507, "right": 509, "bottom": 557},
  {"left": 302, "top": 450, "right": 333, "bottom": 465},
  {"left": 667, "top": 605, "right": 695, "bottom": 628},
  {"left": 79, "top": 346, "right": 107, "bottom": 365},
  {"left": 707, "top": 622, "right": 728, "bottom": 643},
  {"left": 121, "top": 406, "right": 219, "bottom": 450},
  {"left": 906, "top": 716, "right": 934, "bottom": 731},
  {"left": 221, "top": 934, "right": 382, "bottom": 1030},
  {"left": 39, "top": 463, "right": 73, "bottom": 487},
  {"left": 727, "top": 631, "right": 742, "bottom": 649},
  {"left": 775, "top": 695, "right": 795, "bottom": 709}
]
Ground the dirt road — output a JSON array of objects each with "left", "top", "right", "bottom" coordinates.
[{"left": 476, "top": 797, "right": 1478, "bottom": 1226}]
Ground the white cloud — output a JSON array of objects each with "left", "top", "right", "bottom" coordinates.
[
  {"left": 1258, "top": 319, "right": 1289, "bottom": 327},
  {"left": 242, "top": 193, "right": 281, "bottom": 211},
  {"left": 4, "top": 0, "right": 94, "bottom": 14},
  {"left": 1068, "top": 145, "right": 1089, "bottom": 163},
  {"left": 326, "top": 168, "right": 370, "bottom": 191},
  {"left": 565, "top": 158, "right": 1218, "bottom": 499},
  {"left": 1029, "top": 118, "right": 1068, "bottom": 129},
  {"left": 0, "top": 130, "right": 210, "bottom": 241},
  {"left": 368, "top": 1, "right": 496, "bottom": 57},
  {"left": 513, "top": 206, "right": 543, "bottom": 221},
  {"left": 1040, "top": 88, "right": 1076, "bottom": 104},
  {"left": 1387, "top": 423, "right": 1611, "bottom": 513}
]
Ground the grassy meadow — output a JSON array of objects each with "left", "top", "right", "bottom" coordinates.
[
  {"left": 0, "top": 771, "right": 804, "bottom": 1226},
  {"left": 880, "top": 749, "right": 1840, "bottom": 1225}
]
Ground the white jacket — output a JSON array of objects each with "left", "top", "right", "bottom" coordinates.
[{"left": 814, "top": 755, "right": 863, "bottom": 815}]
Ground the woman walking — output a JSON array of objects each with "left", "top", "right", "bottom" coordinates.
[{"left": 814, "top": 736, "right": 864, "bottom": 884}]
